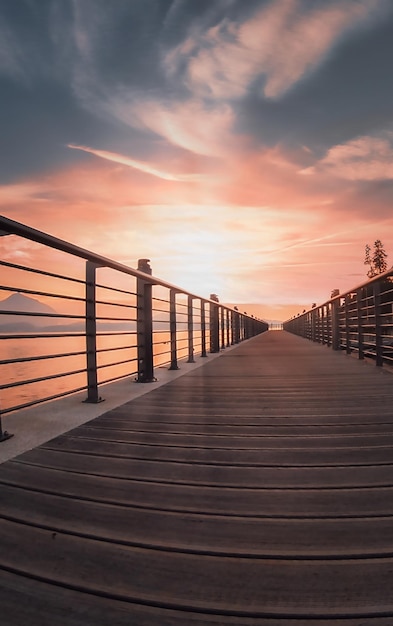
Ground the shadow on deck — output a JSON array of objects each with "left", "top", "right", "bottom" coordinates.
[{"left": 1, "top": 330, "right": 393, "bottom": 625}]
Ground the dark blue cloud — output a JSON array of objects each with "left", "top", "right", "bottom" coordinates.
[
  {"left": 1, "top": 0, "right": 393, "bottom": 184},
  {"left": 0, "top": 0, "right": 174, "bottom": 181},
  {"left": 236, "top": 9, "right": 393, "bottom": 155},
  {"left": 71, "top": 0, "right": 173, "bottom": 90},
  {"left": 0, "top": 79, "right": 87, "bottom": 182}
]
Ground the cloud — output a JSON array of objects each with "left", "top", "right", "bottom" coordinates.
[
  {"left": 301, "top": 132, "right": 393, "bottom": 180},
  {"left": 0, "top": 235, "right": 42, "bottom": 262},
  {"left": 0, "top": 182, "right": 42, "bottom": 204},
  {"left": 0, "top": 21, "right": 27, "bottom": 81},
  {"left": 2, "top": 144, "right": 393, "bottom": 305},
  {"left": 67, "top": 144, "right": 210, "bottom": 182},
  {"left": 165, "top": 0, "right": 388, "bottom": 100},
  {"left": 107, "top": 96, "right": 235, "bottom": 157}
]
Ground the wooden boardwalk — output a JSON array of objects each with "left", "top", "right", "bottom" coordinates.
[{"left": 1, "top": 330, "right": 393, "bottom": 625}]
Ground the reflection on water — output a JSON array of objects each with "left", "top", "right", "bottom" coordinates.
[{"left": 1, "top": 330, "right": 198, "bottom": 412}]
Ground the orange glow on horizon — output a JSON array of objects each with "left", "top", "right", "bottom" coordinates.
[{"left": 1, "top": 146, "right": 393, "bottom": 312}]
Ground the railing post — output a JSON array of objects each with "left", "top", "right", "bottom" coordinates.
[
  {"left": 316, "top": 308, "right": 321, "bottom": 343},
  {"left": 221, "top": 307, "right": 226, "bottom": 349},
  {"left": 312, "top": 311, "right": 317, "bottom": 341},
  {"left": 169, "top": 289, "right": 179, "bottom": 370},
  {"left": 0, "top": 408, "right": 13, "bottom": 442},
  {"left": 234, "top": 309, "right": 240, "bottom": 343},
  {"left": 321, "top": 306, "right": 326, "bottom": 345},
  {"left": 245, "top": 315, "right": 249, "bottom": 339},
  {"left": 84, "top": 261, "right": 103, "bottom": 403},
  {"left": 136, "top": 259, "right": 155, "bottom": 382},
  {"left": 356, "top": 288, "right": 364, "bottom": 360},
  {"left": 226, "top": 309, "right": 230, "bottom": 347},
  {"left": 201, "top": 300, "right": 207, "bottom": 357},
  {"left": 319, "top": 308, "right": 323, "bottom": 342},
  {"left": 311, "top": 309, "right": 316, "bottom": 342},
  {"left": 187, "top": 295, "right": 195, "bottom": 363},
  {"left": 209, "top": 295, "right": 220, "bottom": 353},
  {"left": 0, "top": 209, "right": 14, "bottom": 436},
  {"left": 233, "top": 309, "right": 240, "bottom": 343},
  {"left": 331, "top": 299, "right": 340, "bottom": 351},
  {"left": 241, "top": 315, "right": 245, "bottom": 341},
  {"left": 374, "top": 281, "right": 383, "bottom": 366},
  {"left": 344, "top": 295, "right": 351, "bottom": 354},
  {"left": 306, "top": 312, "right": 311, "bottom": 340},
  {"left": 326, "top": 304, "right": 331, "bottom": 347}
]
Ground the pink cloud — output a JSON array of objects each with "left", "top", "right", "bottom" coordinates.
[
  {"left": 213, "top": 144, "right": 332, "bottom": 210},
  {"left": 129, "top": 98, "right": 235, "bottom": 157},
  {"left": 67, "top": 144, "right": 210, "bottom": 182},
  {"left": 301, "top": 132, "right": 393, "bottom": 180},
  {"left": 0, "top": 182, "right": 45, "bottom": 204},
  {"left": 2, "top": 136, "right": 393, "bottom": 307},
  {"left": 166, "top": 0, "right": 386, "bottom": 100}
]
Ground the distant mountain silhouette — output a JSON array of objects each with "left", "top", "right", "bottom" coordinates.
[
  {"left": 0, "top": 293, "right": 136, "bottom": 332},
  {"left": 0, "top": 293, "right": 58, "bottom": 329},
  {"left": 0, "top": 293, "right": 57, "bottom": 314}
]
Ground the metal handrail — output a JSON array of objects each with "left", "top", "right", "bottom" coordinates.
[
  {"left": 283, "top": 268, "right": 393, "bottom": 368},
  {"left": 0, "top": 215, "right": 268, "bottom": 434},
  {"left": 0, "top": 215, "right": 240, "bottom": 304}
]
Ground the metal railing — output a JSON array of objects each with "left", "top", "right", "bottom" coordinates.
[
  {"left": 0, "top": 215, "right": 268, "bottom": 434},
  {"left": 283, "top": 268, "right": 393, "bottom": 368}
]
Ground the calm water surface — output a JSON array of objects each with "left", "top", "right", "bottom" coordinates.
[{"left": 1, "top": 331, "right": 196, "bottom": 412}]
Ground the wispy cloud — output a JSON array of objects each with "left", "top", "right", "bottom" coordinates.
[
  {"left": 301, "top": 132, "right": 393, "bottom": 180},
  {"left": 260, "top": 230, "right": 356, "bottom": 260},
  {"left": 165, "top": 0, "right": 387, "bottom": 99},
  {"left": 0, "top": 234, "right": 42, "bottom": 262},
  {"left": 0, "top": 182, "right": 45, "bottom": 204},
  {"left": 2, "top": 0, "right": 393, "bottom": 308},
  {"left": 108, "top": 97, "right": 235, "bottom": 157},
  {"left": 67, "top": 144, "right": 209, "bottom": 182}
]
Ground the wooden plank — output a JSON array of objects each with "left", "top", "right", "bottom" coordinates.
[
  {"left": 19, "top": 439, "right": 393, "bottom": 466},
  {"left": 2, "top": 518, "right": 393, "bottom": 617},
  {"left": 47, "top": 428, "right": 393, "bottom": 448},
  {"left": 2, "top": 331, "right": 393, "bottom": 623},
  {"left": 76, "top": 421, "right": 393, "bottom": 434},
  {"left": 3, "top": 484, "right": 393, "bottom": 558},
  {"left": 2, "top": 570, "right": 393, "bottom": 626},
  {"left": 3, "top": 459, "right": 393, "bottom": 517},
  {"left": 6, "top": 452, "right": 393, "bottom": 489}
]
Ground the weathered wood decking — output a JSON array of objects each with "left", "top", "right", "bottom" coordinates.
[{"left": 1, "top": 330, "right": 393, "bottom": 625}]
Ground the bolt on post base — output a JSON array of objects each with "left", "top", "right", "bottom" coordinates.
[
  {"left": 0, "top": 416, "right": 13, "bottom": 442},
  {"left": 0, "top": 431, "right": 14, "bottom": 443},
  {"left": 135, "top": 375, "right": 157, "bottom": 383},
  {"left": 83, "top": 396, "right": 104, "bottom": 404}
]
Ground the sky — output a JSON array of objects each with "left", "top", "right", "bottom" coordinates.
[{"left": 1, "top": 0, "right": 393, "bottom": 320}]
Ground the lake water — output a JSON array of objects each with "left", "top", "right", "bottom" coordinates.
[{"left": 1, "top": 330, "right": 202, "bottom": 413}]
